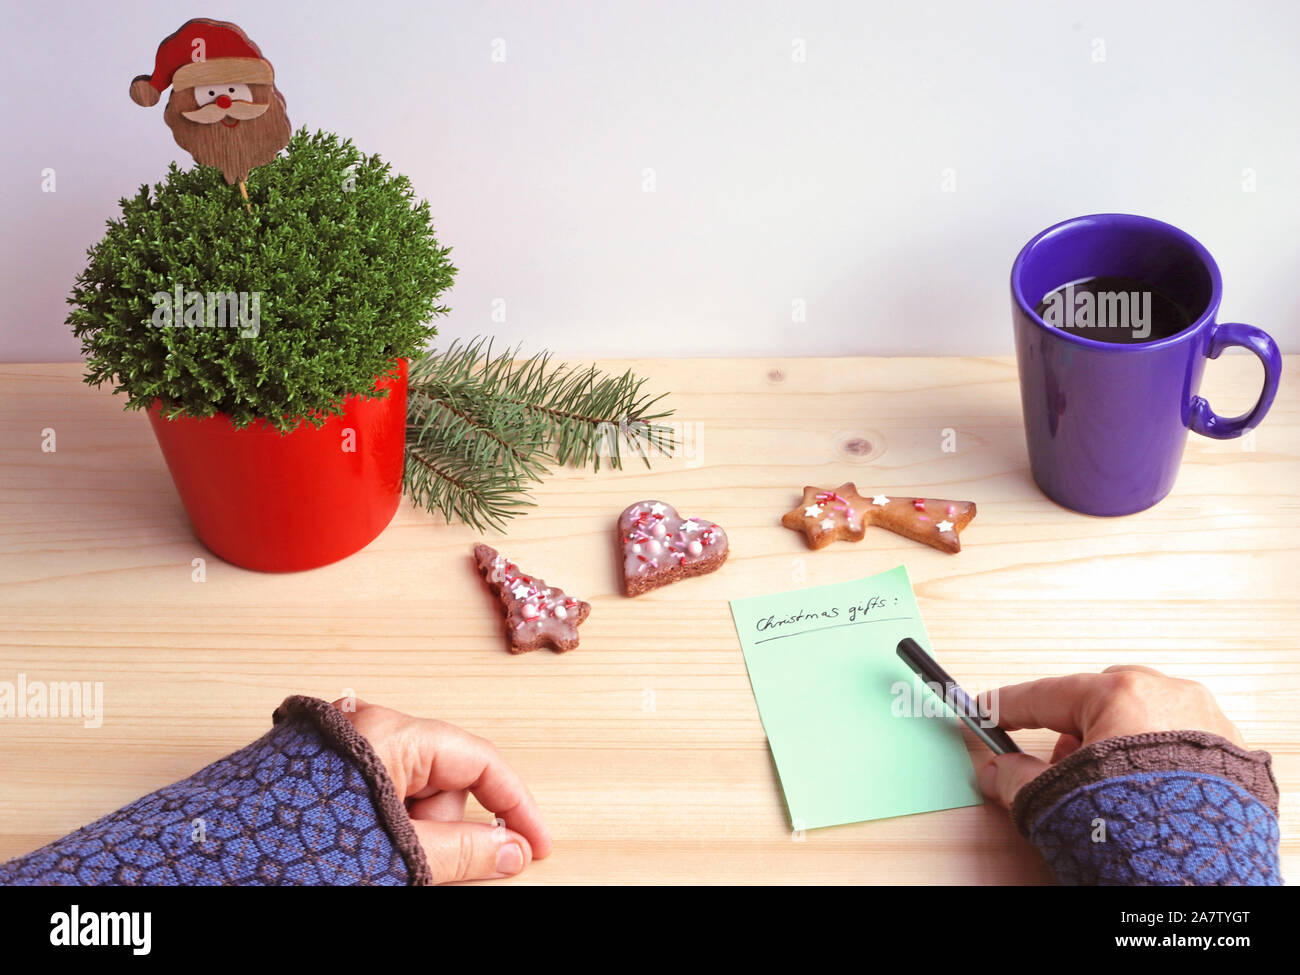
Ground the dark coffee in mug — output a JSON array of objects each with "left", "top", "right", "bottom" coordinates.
[{"left": 1033, "top": 275, "right": 1193, "bottom": 344}]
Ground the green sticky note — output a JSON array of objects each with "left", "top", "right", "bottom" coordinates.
[{"left": 729, "top": 565, "right": 982, "bottom": 830}]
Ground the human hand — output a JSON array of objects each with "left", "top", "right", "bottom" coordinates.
[
  {"left": 335, "top": 698, "right": 553, "bottom": 883},
  {"left": 975, "top": 665, "right": 1244, "bottom": 811}
]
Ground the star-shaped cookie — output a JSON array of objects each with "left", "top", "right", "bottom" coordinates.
[
  {"left": 780, "top": 483, "right": 872, "bottom": 549},
  {"left": 780, "top": 482, "right": 977, "bottom": 553}
]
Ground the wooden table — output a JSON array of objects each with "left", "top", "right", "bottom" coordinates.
[{"left": 1, "top": 357, "right": 1295, "bottom": 884}]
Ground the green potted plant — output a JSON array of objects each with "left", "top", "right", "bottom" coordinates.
[{"left": 68, "top": 129, "right": 456, "bottom": 571}]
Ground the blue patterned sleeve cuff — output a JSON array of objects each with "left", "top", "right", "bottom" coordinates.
[
  {"left": 0, "top": 696, "right": 432, "bottom": 886},
  {"left": 1012, "top": 731, "right": 1281, "bottom": 886}
]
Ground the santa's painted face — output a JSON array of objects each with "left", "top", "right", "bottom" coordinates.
[
  {"left": 181, "top": 83, "right": 270, "bottom": 127},
  {"left": 162, "top": 80, "right": 292, "bottom": 184}
]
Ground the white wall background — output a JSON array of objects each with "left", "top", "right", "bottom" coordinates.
[{"left": 3, "top": 0, "right": 1297, "bottom": 361}]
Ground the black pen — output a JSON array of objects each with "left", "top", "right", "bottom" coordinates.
[{"left": 896, "top": 637, "right": 1022, "bottom": 754}]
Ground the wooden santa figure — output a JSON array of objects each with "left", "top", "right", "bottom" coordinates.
[{"left": 129, "top": 18, "right": 291, "bottom": 192}]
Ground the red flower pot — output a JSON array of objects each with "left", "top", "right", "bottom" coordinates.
[{"left": 147, "top": 359, "right": 407, "bottom": 572}]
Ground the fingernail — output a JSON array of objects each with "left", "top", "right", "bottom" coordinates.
[
  {"left": 977, "top": 761, "right": 999, "bottom": 797},
  {"left": 496, "top": 842, "right": 524, "bottom": 875}
]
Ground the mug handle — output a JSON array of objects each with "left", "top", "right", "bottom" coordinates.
[{"left": 1189, "top": 322, "right": 1282, "bottom": 439}]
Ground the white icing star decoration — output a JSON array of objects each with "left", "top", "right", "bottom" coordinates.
[{"left": 872, "top": 495, "right": 890, "bottom": 506}]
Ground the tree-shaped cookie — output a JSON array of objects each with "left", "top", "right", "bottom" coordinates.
[
  {"left": 781, "top": 483, "right": 976, "bottom": 553},
  {"left": 474, "top": 544, "right": 591, "bottom": 653}
]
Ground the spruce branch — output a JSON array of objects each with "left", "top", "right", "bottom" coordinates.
[
  {"left": 403, "top": 436, "right": 535, "bottom": 532},
  {"left": 409, "top": 337, "right": 677, "bottom": 468},
  {"left": 407, "top": 384, "right": 549, "bottom": 485},
  {"left": 403, "top": 337, "right": 678, "bottom": 529}
]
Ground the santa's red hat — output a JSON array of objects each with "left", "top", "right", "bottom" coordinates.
[{"left": 129, "top": 18, "right": 274, "bottom": 107}]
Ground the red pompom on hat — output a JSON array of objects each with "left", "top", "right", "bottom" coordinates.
[{"left": 129, "top": 18, "right": 275, "bottom": 107}]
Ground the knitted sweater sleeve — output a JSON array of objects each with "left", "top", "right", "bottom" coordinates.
[
  {"left": 0, "top": 696, "right": 432, "bottom": 886},
  {"left": 1011, "top": 730, "right": 1281, "bottom": 885}
]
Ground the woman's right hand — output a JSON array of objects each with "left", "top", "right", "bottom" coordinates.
[{"left": 975, "top": 665, "right": 1245, "bottom": 811}]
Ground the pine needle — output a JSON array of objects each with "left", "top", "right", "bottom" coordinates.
[{"left": 404, "top": 337, "right": 677, "bottom": 529}]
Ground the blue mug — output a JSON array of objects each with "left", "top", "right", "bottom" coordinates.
[{"left": 1011, "top": 214, "right": 1282, "bottom": 516}]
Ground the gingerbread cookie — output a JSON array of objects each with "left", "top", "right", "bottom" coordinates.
[
  {"left": 618, "top": 500, "right": 729, "bottom": 596},
  {"left": 474, "top": 544, "right": 591, "bottom": 653},
  {"left": 781, "top": 483, "right": 976, "bottom": 553}
]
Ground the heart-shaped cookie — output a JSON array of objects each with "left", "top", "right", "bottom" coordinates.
[{"left": 618, "top": 500, "right": 729, "bottom": 596}]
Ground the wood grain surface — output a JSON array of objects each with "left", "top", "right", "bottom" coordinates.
[{"left": 0, "top": 356, "right": 1295, "bottom": 884}]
